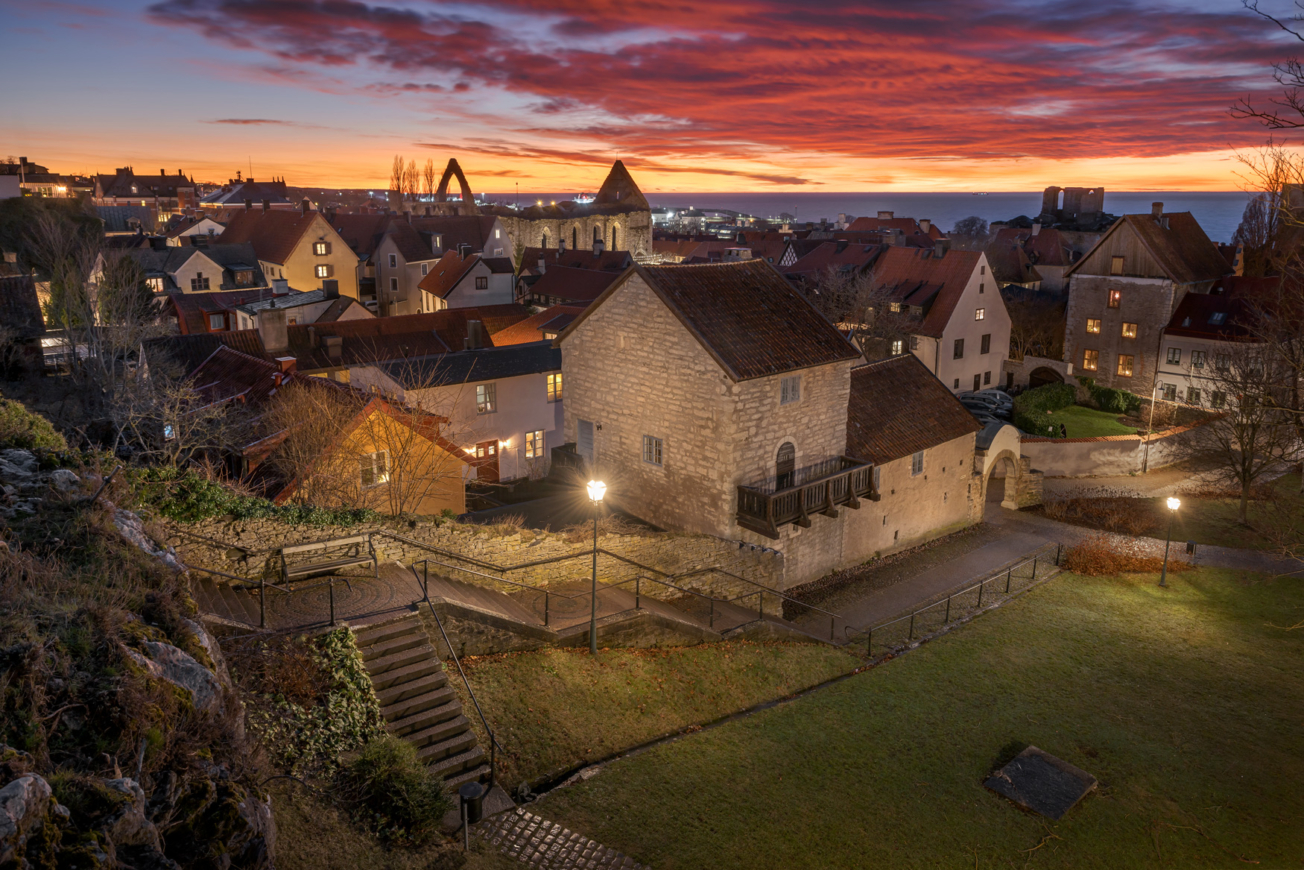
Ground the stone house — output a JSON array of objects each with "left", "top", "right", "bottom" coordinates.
[
  {"left": 1063, "top": 204, "right": 1230, "bottom": 390},
  {"left": 217, "top": 204, "right": 360, "bottom": 300},
  {"left": 169, "top": 280, "right": 371, "bottom": 335},
  {"left": 988, "top": 225, "right": 1080, "bottom": 292},
  {"left": 869, "top": 244, "right": 1011, "bottom": 393},
  {"left": 554, "top": 260, "right": 985, "bottom": 587}
]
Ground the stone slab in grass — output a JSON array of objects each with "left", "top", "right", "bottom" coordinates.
[{"left": 984, "top": 746, "right": 1097, "bottom": 820}]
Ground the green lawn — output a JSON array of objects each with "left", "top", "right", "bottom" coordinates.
[
  {"left": 537, "top": 568, "right": 1304, "bottom": 868},
  {"left": 1031, "top": 404, "right": 1138, "bottom": 438},
  {"left": 449, "top": 642, "right": 862, "bottom": 786}
]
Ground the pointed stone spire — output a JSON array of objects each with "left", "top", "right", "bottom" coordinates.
[{"left": 594, "top": 160, "right": 649, "bottom": 210}]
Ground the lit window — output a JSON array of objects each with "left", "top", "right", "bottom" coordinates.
[
  {"left": 980, "top": 334, "right": 991, "bottom": 354},
  {"left": 1166, "top": 347, "right": 1182, "bottom": 365},
  {"left": 313, "top": 241, "right": 329, "bottom": 256},
  {"left": 1117, "top": 354, "right": 1134, "bottom": 377},
  {"left": 1107, "top": 289, "right": 1121, "bottom": 308},
  {"left": 953, "top": 338, "right": 964, "bottom": 359},
  {"left": 476, "top": 383, "right": 496, "bottom": 414},
  {"left": 191, "top": 272, "right": 210, "bottom": 292},
  {"left": 546, "top": 373, "right": 563, "bottom": 402},
  {"left": 235, "top": 270, "right": 252, "bottom": 286},
  {"left": 889, "top": 302, "right": 901, "bottom": 313},
  {"left": 1110, "top": 255, "right": 1124, "bottom": 275},
  {"left": 360, "top": 451, "right": 389, "bottom": 487},
  {"left": 975, "top": 308, "right": 985, "bottom": 321},
  {"left": 1086, "top": 318, "right": 1100, "bottom": 334},
  {"left": 388, "top": 253, "right": 397, "bottom": 268},
  {"left": 1191, "top": 350, "right": 1206, "bottom": 369},
  {"left": 525, "top": 429, "right": 545, "bottom": 459},
  {"left": 911, "top": 451, "right": 924, "bottom": 476},
  {"left": 780, "top": 375, "right": 801, "bottom": 405},
  {"left": 475, "top": 276, "right": 488, "bottom": 290},
  {"left": 1186, "top": 387, "right": 1201, "bottom": 405},
  {"left": 643, "top": 435, "right": 663, "bottom": 466},
  {"left": 208, "top": 313, "right": 225, "bottom": 331},
  {"left": 1121, "top": 322, "right": 1137, "bottom": 339},
  {"left": 315, "top": 264, "right": 330, "bottom": 278},
  {"left": 1082, "top": 349, "right": 1099, "bottom": 371},
  {"left": 495, "top": 229, "right": 501, "bottom": 238},
  {"left": 890, "top": 339, "right": 903, "bottom": 356}
]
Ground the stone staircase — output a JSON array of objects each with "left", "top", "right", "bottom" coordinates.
[
  {"left": 354, "top": 615, "right": 491, "bottom": 788},
  {"left": 192, "top": 575, "right": 261, "bottom": 627}
]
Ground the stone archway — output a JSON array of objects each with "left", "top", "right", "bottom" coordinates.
[
  {"left": 1028, "top": 366, "right": 1064, "bottom": 389},
  {"left": 984, "top": 449, "right": 1023, "bottom": 511}
]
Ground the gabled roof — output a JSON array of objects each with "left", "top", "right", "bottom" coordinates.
[
  {"left": 593, "top": 160, "right": 649, "bottom": 210},
  {"left": 384, "top": 220, "right": 438, "bottom": 262},
  {"left": 558, "top": 260, "right": 861, "bottom": 381},
  {"left": 518, "top": 247, "right": 631, "bottom": 275},
  {"left": 200, "top": 179, "right": 291, "bottom": 207},
  {"left": 985, "top": 243, "right": 1042, "bottom": 286},
  {"left": 408, "top": 214, "right": 502, "bottom": 253},
  {"left": 330, "top": 213, "right": 392, "bottom": 259},
  {"left": 526, "top": 266, "right": 623, "bottom": 304},
  {"left": 845, "top": 355, "right": 981, "bottom": 464},
  {"left": 1164, "top": 276, "right": 1279, "bottom": 341},
  {"left": 490, "top": 305, "right": 587, "bottom": 346},
  {"left": 845, "top": 216, "right": 942, "bottom": 238},
  {"left": 96, "top": 169, "right": 193, "bottom": 198},
  {"left": 163, "top": 214, "right": 224, "bottom": 240},
  {"left": 143, "top": 329, "right": 270, "bottom": 374},
  {"left": 869, "top": 246, "right": 983, "bottom": 338},
  {"left": 782, "top": 240, "right": 886, "bottom": 280},
  {"left": 378, "top": 342, "right": 562, "bottom": 387},
  {"left": 189, "top": 345, "right": 307, "bottom": 405},
  {"left": 417, "top": 249, "right": 481, "bottom": 299},
  {"left": 992, "top": 226, "right": 1073, "bottom": 268},
  {"left": 168, "top": 287, "right": 304, "bottom": 333},
  {"left": 1065, "top": 212, "right": 1229, "bottom": 284},
  {"left": 217, "top": 209, "right": 332, "bottom": 265}
]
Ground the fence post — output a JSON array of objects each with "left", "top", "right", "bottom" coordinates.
[
  {"left": 908, "top": 612, "right": 915, "bottom": 641},
  {"left": 866, "top": 627, "right": 872, "bottom": 657},
  {"left": 423, "top": 562, "right": 430, "bottom": 603},
  {"left": 709, "top": 600, "right": 715, "bottom": 630},
  {"left": 1006, "top": 568, "right": 1012, "bottom": 594},
  {"left": 830, "top": 614, "right": 835, "bottom": 641},
  {"left": 977, "top": 578, "right": 983, "bottom": 608},
  {"left": 1032, "top": 557, "right": 1038, "bottom": 579},
  {"left": 259, "top": 576, "right": 266, "bottom": 629},
  {"left": 1056, "top": 543, "right": 1061, "bottom": 566},
  {"left": 944, "top": 595, "right": 951, "bottom": 624},
  {"left": 757, "top": 592, "right": 763, "bottom": 621},
  {"left": 329, "top": 577, "right": 336, "bottom": 627},
  {"left": 635, "top": 576, "right": 640, "bottom": 610},
  {"left": 544, "top": 591, "right": 550, "bottom": 627}
]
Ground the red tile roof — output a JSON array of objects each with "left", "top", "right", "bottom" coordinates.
[
  {"left": 846, "top": 355, "right": 981, "bottom": 463},
  {"left": 518, "top": 247, "right": 631, "bottom": 275},
  {"left": 386, "top": 220, "right": 438, "bottom": 262},
  {"left": 168, "top": 288, "right": 303, "bottom": 334},
  {"left": 992, "top": 226, "right": 1074, "bottom": 268},
  {"left": 560, "top": 261, "right": 860, "bottom": 381},
  {"left": 869, "top": 246, "right": 983, "bottom": 338},
  {"left": 526, "top": 265, "right": 623, "bottom": 304},
  {"left": 329, "top": 213, "right": 392, "bottom": 258},
  {"left": 216, "top": 209, "right": 330, "bottom": 265},
  {"left": 782, "top": 240, "right": 886, "bottom": 280},
  {"left": 1164, "top": 276, "right": 1280, "bottom": 341},
  {"left": 417, "top": 249, "right": 480, "bottom": 299},
  {"left": 846, "top": 216, "right": 942, "bottom": 238},
  {"left": 491, "top": 305, "right": 588, "bottom": 346},
  {"left": 189, "top": 345, "right": 308, "bottom": 405}
]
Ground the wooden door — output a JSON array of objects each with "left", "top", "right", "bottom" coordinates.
[{"left": 474, "top": 440, "right": 500, "bottom": 483}]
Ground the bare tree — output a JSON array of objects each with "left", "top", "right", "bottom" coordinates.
[
  {"left": 403, "top": 160, "right": 419, "bottom": 203},
  {"left": 389, "top": 155, "right": 405, "bottom": 197},
  {"left": 802, "top": 267, "right": 912, "bottom": 359},
  {"left": 1002, "top": 285, "right": 1066, "bottom": 361},
  {"left": 422, "top": 159, "right": 436, "bottom": 201},
  {"left": 1231, "top": 0, "right": 1304, "bottom": 128}
]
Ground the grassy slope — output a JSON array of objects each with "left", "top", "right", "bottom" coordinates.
[
  {"left": 449, "top": 642, "right": 862, "bottom": 785},
  {"left": 539, "top": 568, "right": 1304, "bottom": 869},
  {"left": 1037, "top": 404, "right": 1138, "bottom": 438}
]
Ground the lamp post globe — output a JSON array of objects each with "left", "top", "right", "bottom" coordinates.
[
  {"left": 1160, "top": 497, "right": 1180, "bottom": 587},
  {"left": 587, "top": 480, "right": 606, "bottom": 655}
]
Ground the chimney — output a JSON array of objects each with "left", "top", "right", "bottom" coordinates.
[
  {"left": 160, "top": 169, "right": 165, "bottom": 176},
  {"left": 933, "top": 239, "right": 950, "bottom": 258},
  {"left": 465, "top": 319, "right": 483, "bottom": 350},
  {"left": 149, "top": 236, "right": 167, "bottom": 251},
  {"left": 919, "top": 219, "right": 931, "bottom": 234},
  {"left": 323, "top": 334, "right": 343, "bottom": 361},
  {"left": 262, "top": 199, "right": 270, "bottom": 212},
  {"left": 890, "top": 231, "right": 904, "bottom": 246},
  {"left": 308, "top": 325, "right": 320, "bottom": 348},
  {"left": 190, "top": 234, "right": 209, "bottom": 248},
  {"left": 301, "top": 198, "right": 310, "bottom": 215},
  {"left": 275, "top": 356, "right": 296, "bottom": 375},
  {"left": 244, "top": 199, "right": 253, "bottom": 211},
  {"left": 537, "top": 256, "right": 546, "bottom": 275},
  {"left": 593, "top": 239, "right": 606, "bottom": 256},
  {"left": 321, "top": 279, "right": 339, "bottom": 298},
  {"left": 1031, "top": 222, "right": 1041, "bottom": 236},
  {"left": 272, "top": 278, "right": 289, "bottom": 295},
  {"left": 457, "top": 243, "right": 472, "bottom": 259},
  {"left": 877, "top": 210, "right": 893, "bottom": 220},
  {"left": 257, "top": 306, "right": 289, "bottom": 354},
  {"left": 1151, "top": 202, "right": 1163, "bottom": 220}
]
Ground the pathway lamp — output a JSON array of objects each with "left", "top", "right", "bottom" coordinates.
[
  {"left": 586, "top": 480, "right": 606, "bottom": 654},
  {"left": 1160, "top": 496, "right": 1180, "bottom": 587}
]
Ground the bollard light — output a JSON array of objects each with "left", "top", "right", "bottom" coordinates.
[
  {"left": 1160, "top": 497, "right": 1180, "bottom": 587},
  {"left": 587, "top": 480, "right": 606, "bottom": 654}
]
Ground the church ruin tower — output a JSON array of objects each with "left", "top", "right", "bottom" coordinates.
[
  {"left": 594, "top": 160, "right": 650, "bottom": 211},
  {"left": 431, "top": 158, "right": 479, "bottom": 215}
]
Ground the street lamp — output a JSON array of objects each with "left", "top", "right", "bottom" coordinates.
[
  {"left": 1160, "top": 496, "right": 1180, "bottom": 587},
  {"left": 586, "top": 480, "right": 606, "bottom": 654}
]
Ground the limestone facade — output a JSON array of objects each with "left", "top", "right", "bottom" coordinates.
[{"left": 496, "top": 211, "right": 653, "bottom": 260}]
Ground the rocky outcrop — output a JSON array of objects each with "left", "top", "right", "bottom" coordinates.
[
  {"left": 0, "top": 772, "right": 60, "bottom": 866},
  {"left": 0, "top": 448, "right": 82, "bottom": 519},
  {"left": 126, "top": 642, "right": 224, "bottom": 717}
]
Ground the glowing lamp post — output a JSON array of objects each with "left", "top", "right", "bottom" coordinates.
[
  {"left": 586, "top": 480, "right": 606, "bottom": 655},
  {"left": 1160, "top": 496, "right": 1180, "bottom": 587}
]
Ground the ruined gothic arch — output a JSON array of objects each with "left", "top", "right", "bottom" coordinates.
[
  {"left": 434, "top": 159, "right": 478, "bottom": 214},
  {"left": 611, "top": 223, "right": 620, "bottom": 251},
  {"left": 571, "top": 226, "right": 578, "bottom": 250},
  {"left": 541, "top": 232, "right": 549, "bottom": 249},
  {"left": 984, "top": 449, "right": 1023, "bottom": 511},
  {"left": 593, "top": 225, "right": 601, "bottom": 245}
]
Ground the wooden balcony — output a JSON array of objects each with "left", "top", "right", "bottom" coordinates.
[{"left": 737, "top": 456, "right": 878, "bottom": 540}]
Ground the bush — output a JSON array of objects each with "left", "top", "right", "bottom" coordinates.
[
  {"left": 1012, "top": 383, "right": 1076, "bottom": 436},
  {"left": 340, "top": 735, "right": 452, "bottom": 845},
  {"left": 1079, "top": 377, "right": 1141, "bottom": 415},
  {"left": 0, "top": 398, "right": 67, "bottom": 451},
  {"left": 1063, "top": 536, "right": 1195, "bottom": 576},
  {"left": 132, "top": 468, "right": 378, "bottom": 526}
]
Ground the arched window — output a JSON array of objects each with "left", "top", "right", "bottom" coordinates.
[
  {"left": 594, "top": 225, "right": 602, "bottom": 245},
  {"left": 611, "top": 225, "right": 619, "bottom": 250},
  {"left": 776, "top": 442, "right": 795, "bottom": 490},
  {"left": 541, "top": 233, "right": 548, "bottom": 249},
  {"left": 572, "top": 226, "right": 578, "bottom": 250}
]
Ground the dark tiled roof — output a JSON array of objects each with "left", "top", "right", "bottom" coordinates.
[
  {"left": 217, "top": 210, "right": 327, "bottom": 265},
  {"left": 592, "top": 260, "right": 860, "bottom": 381},
  {"left": 96, "top": 171, "right": 193, "bottom": 198},
  {"left": 845, "top": 216, "right": 941, "bottom": 238},
  {"left": 329, "top": 213, "right": 392, "bottom": 259},
  {"left": 408, "top": 215, "right": 502, "bottom": 253},
  {"left": 1164, "top": 277, "right": 1280, "bottom": 340},
  {"left": 992, "top": 226, "right": 1073, "bottom": 268},
  {"left": 0, "top": 275, "right": 44, "bottom": 339},
  {"left": 483, "top": 257, "right": 515, "bottom": 274},
  {"left": 189, "top": 345, "right": 305, "bottom": 405},
  {"left": 985, "top": 242, "right": 1043, "bottom": 286},
  {"left": 846, "top": 355, "right": 981, "bottom": 464},
  {"left": 526, "top": 266, "right": 623, "bottom": 304},
  {"left": 95, "top": 205, "right": 155, "bottom": 233},
  {"left": 491, "top": 305, "right": 587, "bottom": 346},
  {"left": 1068, "top": 212, "right": 1229, "bottom": 284},
  {"left": 518, "top": 247, "right": 631, "bottom": 275},
  {"left": 379, "top": 342, "right": 561, "bottom": 387},
  {"left": 782, "top": 240, "right": 885, "bottom": 280},
  {"left": 200, "top": 180, "right": 291, "bottom": 207},
  {"left": 869, "top": 246, "right": 983, "bottom": 338},
  {"left": 143, "top": 330, "right": 269, "bottom": 374},
  {"left": 168, "top": 288, "right": 305, "bottom": 333},
  {"left": 386, "top": 221, "right": 438, "bottom": 262},
  {"left": 593, "top": 160, "right": 649, "bottom": 210}
]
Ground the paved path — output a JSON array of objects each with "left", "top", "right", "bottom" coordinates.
[
  {"left": 477, "top": 807, "right": 648, "bottom": 869},
  {"left": 1040, "top": 461, "right": 1295, "bottom": 499}
]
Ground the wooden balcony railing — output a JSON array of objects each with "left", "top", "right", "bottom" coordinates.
[{"left": 736, "top": 456, "right": 878, "bottom": 540}]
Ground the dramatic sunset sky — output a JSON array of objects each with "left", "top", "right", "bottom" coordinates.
[{"left": 1, "top": 0, "right": 1296, "bottom": 191}]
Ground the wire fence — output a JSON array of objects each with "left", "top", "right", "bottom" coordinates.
[{"left": 847, "top": 542, "right": 1063, "bottom": 659}]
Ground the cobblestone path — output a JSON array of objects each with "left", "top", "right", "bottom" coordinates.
[{"left": 477, "top": 808, "right": 648, "bottom": 869}]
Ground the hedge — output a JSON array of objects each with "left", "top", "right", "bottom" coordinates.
[
  {"left": 1078, "top": 377, "right": 1141, "bottom": 415},
  {"left": 1013, "top": 382, "right": 1076, "bottom": 436}
]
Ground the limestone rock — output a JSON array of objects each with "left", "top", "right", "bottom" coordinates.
[
  {"left": 135, "top": 642, "right": 224, "bottom": 716},
  {"left": 161, "top": 779, "right": 275, "bottom": 870},
  {"left": 0, "top": 774, "right": 53, "bottom": 865},
  {"left": 48, "top": 468, "right": 81, "bottom": 494},
  {"left": 103, "top": 778, "right": 164, "bottom": 852}
]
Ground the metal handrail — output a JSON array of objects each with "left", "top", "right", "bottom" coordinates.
[
  {"left": 844, "top": 543, "right": 1062, "bottom": 655},
  {"left": 410, "top": 565, "right": 502, "bottom": 791}
]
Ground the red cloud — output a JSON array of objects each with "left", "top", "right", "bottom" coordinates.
[{"left": 148, "top": 0, "right": 1286, "bottom": 165}]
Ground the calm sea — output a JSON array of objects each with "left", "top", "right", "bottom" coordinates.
[{"left": 487, "top": 191, "right": 1252, "bottom": 244}]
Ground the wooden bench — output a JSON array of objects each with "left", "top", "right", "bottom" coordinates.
[{"left": 280, "top": 534, "right": 378, "bottom": 585}]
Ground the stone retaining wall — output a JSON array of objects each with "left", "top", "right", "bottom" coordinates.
[{"left": 1019, "top": 418, "right": 1212, "bottom": 477}]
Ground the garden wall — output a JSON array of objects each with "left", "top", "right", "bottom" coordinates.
[{"left": 1020, "top": 420, "right": 1211, "bottom": 478}]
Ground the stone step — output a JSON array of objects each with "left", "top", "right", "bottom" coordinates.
[
  {"left": 364, "top": 644, "right": 438, "bottom": 679},
  {"left": 404, "top": 714, "right": 471, "bottom": 752},
  {"left": 216, "top": 580, "right": 260, "bottom": 625},
  {"left": 445, "top": 763, "right": 492, "bottom": 790},
  {"left": 353, "top": 616, "right": 423, "bottom": 649},
  {"left": 427, "top": 745, "right": 485, "bottom": 780},
  {"left": 374, "top": 670, "right": 447, "bottom": 707},
  {"left": 359, "top": 631, "right": 428, "bottom": 664},
  {"left": 386, "top": 696, "right": 462, "bottom": 737},
  {"left": 382, "top": 685, "right": 456, "bottom": 724},
  {"left": 367, "top": 657, "right": 443, "bottom": 691},
  {"left": 415, "top": 730, "right": 477, "bottom": 764}
]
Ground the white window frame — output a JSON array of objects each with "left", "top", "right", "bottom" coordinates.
[
  {"left": 911, "top": 450, "right": 924, "bottom": 476},
  {"left": 388, "top": 253, "right": 397, "bottom": 268},
  {"left": 525, "top": 429, "right": 545, "bottom": 460},
  {"left": 208, "top": 313, "right": 224, "bottom": 330},
  {"left": 360, "top": 450, "right": 390, "bottom": 488},
  {"left": 975, "top": 308, "right": 985, "bottom": 321},
  {"left": 546, "top": 372, "right": 562, "bottom": 402},
  {"left": 476, "top": 383, "right": 496, "bottom": 414},
  {"left": 642, "top": 434, "right": 663, "bottom": 466},
  {"left": 780, "top": 375, "right": 801, "bottom": 405}
]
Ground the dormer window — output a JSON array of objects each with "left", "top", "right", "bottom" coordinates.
[
  {"left": 1208, "top": 312, "right": 1227, "bottom": 325},
  {"left": 235, "top": 270, "right": 253, "bottom": 287}
]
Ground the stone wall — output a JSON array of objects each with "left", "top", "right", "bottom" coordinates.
[
  {"left": 1064, "top": 275, "right": 1177, "bottom": 389},
  {"left": 1019, "top": 420, "right": 1211, "bottom": 477},
  {"left": 497, "top": 210, "right": 653, "bottom": 259}
]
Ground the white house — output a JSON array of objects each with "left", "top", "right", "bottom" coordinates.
[{"left": 417, "top": 249, "right": 516, "bottom": 310}]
